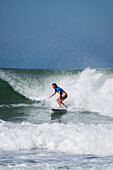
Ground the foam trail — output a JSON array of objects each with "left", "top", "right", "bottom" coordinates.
[{"left": 0, "top": 120, "right": 113, "bottom": 155}]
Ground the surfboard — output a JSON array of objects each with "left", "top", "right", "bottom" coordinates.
[{"left": 51, "top": 108, "right": 67, "bottom": 113}]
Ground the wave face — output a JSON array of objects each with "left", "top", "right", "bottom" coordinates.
[{"left": 0, "top": 68, "right": 113, "bottom": 117}]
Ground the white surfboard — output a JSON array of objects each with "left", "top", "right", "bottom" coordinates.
[{"left": 51, "top": 108, "right": 67, "bottom": 113}]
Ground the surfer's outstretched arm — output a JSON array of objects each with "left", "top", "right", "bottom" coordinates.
[{"left": 49, "top": 92, "right": 56, "bottom": 99}]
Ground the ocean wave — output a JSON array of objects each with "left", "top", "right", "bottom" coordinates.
[
  {"left": 0, "top": 120, "right": 113, "bottom": 155},
  {"left": 1, "top": 68, "right": 113, "bottom": 117}
]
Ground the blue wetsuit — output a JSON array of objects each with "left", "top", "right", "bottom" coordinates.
[{"left": 55, "top": 87, "right": 65, "bottom": 95}]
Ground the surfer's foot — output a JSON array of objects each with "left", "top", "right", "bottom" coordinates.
[{"left": 59, "top": 107, "right": 63, "bottom": 109}]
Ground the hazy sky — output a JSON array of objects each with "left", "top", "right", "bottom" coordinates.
[{"left": 0, "top": 0, "right": 113, "bottom": 69}]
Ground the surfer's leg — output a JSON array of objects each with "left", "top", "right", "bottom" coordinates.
[
  {"left": 60, "top": 101, "right": 66, "bottom": 107},
  {"left": 60, "top": 100, "right": 66, "bottom": 107},
  {"left": 60, "top": 93, "right": 68, "bottom": 107},
  {"left": 56, "top": 97, "right": 62, "bottom": 108}
]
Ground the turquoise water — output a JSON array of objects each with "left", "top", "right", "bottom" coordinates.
[{"left": 0, "top": 68, "right": 113, "bottom": 169}]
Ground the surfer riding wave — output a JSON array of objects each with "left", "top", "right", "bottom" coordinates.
[{"left": 49, "top": 83, "right": 68, "bottom": 108}]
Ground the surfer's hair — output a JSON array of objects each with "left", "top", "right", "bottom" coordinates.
[{"left": 52, "top": 83, "right": 57, "bottom": 87}]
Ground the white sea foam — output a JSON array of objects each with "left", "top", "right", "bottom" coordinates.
[
  {"left": 0, "top": 120, "right": 113, "bottom": 155},
  {"left": 0, "top": 103, "right": 44, "bottom": 108},
  {"left": 64, "top": 68, "right": 113, "bottom": 117}
]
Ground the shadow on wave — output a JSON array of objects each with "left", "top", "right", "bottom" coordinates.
[{"left": 0, "top": 78, "right": 32, "bottom": 104}]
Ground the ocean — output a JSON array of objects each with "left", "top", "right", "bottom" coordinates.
[{"left": 0, "top": 68, "right": 113, "bottom": 169}]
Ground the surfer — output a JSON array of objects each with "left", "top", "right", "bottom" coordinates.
[{"left": 49, "top": 83, "right": 68, "bottom": 108}]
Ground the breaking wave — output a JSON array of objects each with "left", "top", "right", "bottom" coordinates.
[
  {"left": 0, "top": 120, "right": 113, "bottom": 155},
  {"left": 0, "top": 68, "right": 113, "bottom": 117}
]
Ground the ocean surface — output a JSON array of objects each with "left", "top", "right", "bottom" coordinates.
[{"left": 0, "top": 68, "right": 113, "bottom": 169}]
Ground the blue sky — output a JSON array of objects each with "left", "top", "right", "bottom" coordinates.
[{"left": 0, "top": 0, "right": 113, "bottom": 69}]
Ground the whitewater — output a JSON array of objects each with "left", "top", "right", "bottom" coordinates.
[{"left": 0, "top": 68, "right": 113, "bottom": 169}]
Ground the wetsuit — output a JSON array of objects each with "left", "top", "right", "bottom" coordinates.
[{"left": 55, "top": 87, "right": 65, "bottom": 98}]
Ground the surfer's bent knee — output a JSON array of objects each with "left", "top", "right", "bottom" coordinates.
[{"left": 56, "top": 97, "right": 60, "bottom": 102}]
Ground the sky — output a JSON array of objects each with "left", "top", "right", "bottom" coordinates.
[{"left": 0, "top": 0, "right": 113, "bottom": 69}]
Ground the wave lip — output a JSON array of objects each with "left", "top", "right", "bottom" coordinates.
[{"left": 0, "top": 121, "right": 113, "bottom": 155}]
